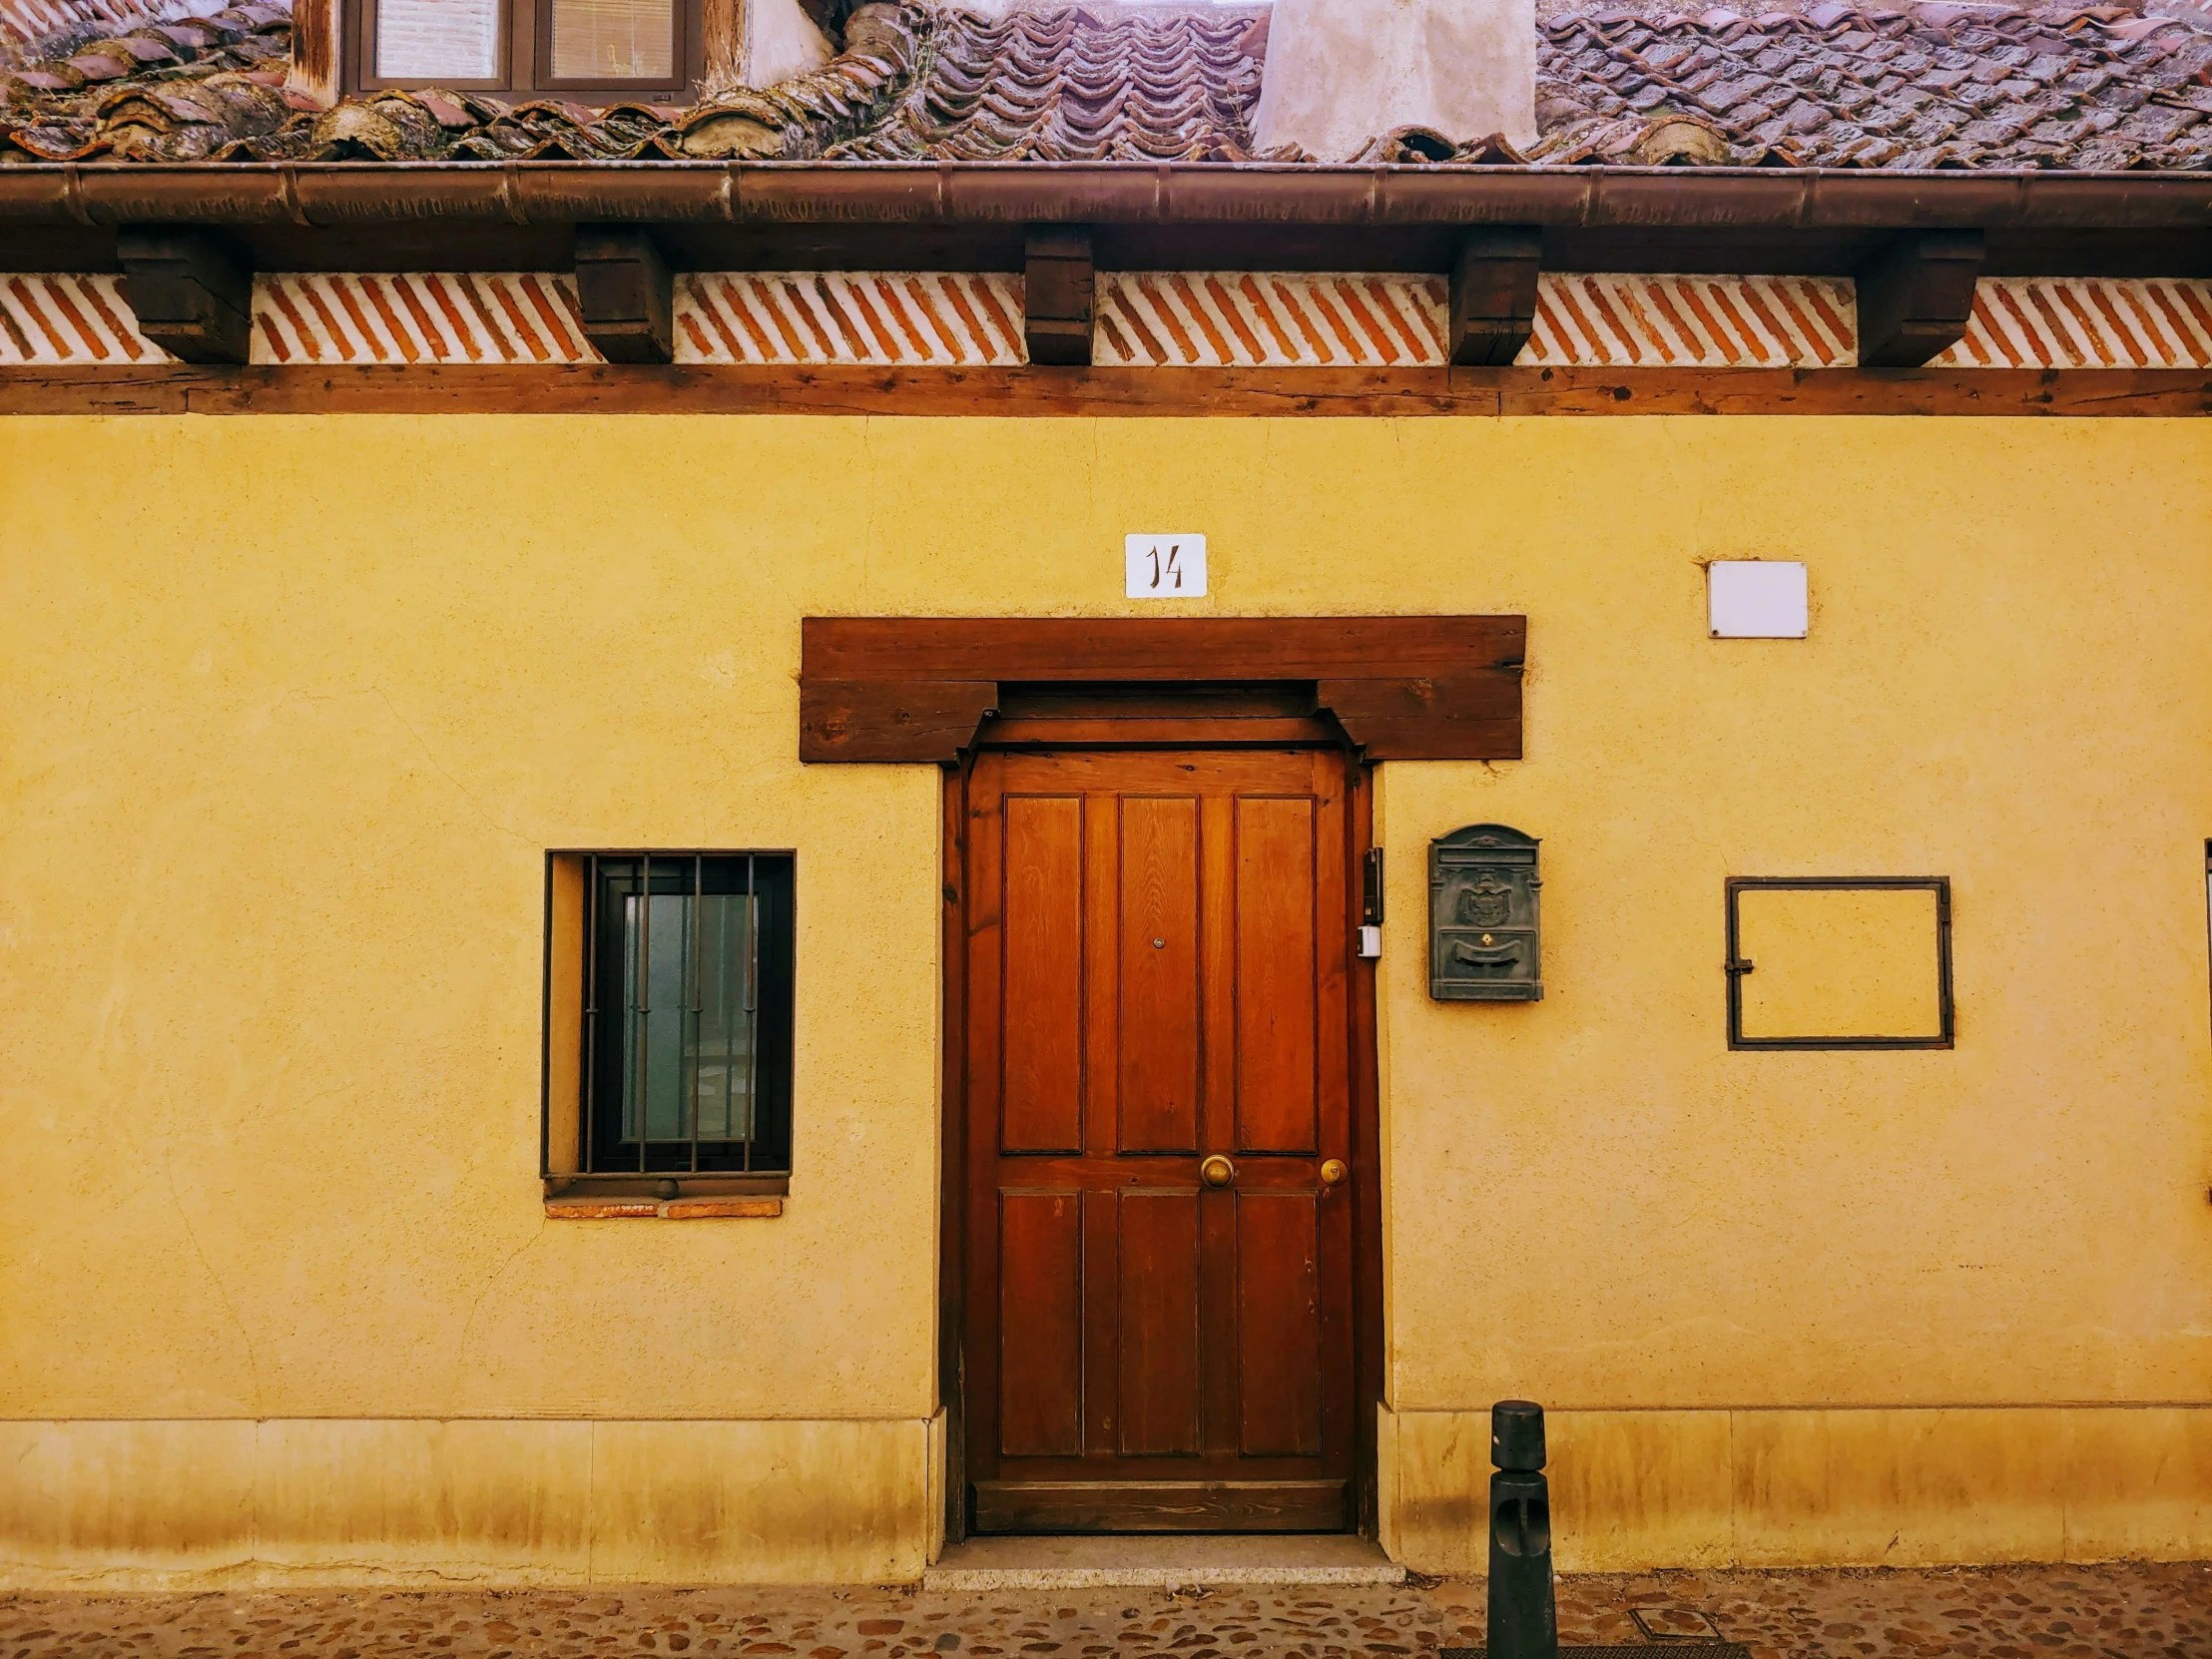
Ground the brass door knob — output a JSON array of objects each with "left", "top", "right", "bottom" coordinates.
[
  {"left": 1200, "top": 1155, "right": 1236, "bottom": 1188},
  {"left": 1321, "top": 1159, "right": 1349, "bottom": 1187}
]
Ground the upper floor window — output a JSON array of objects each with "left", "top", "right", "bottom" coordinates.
[{"left": 355, "top": 0, "right": 702, "bottom": 101}]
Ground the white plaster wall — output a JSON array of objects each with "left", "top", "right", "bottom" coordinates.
[
  {"left": 747, "top": 0, "right": 832, "bottom": 85},
  {"left": 1253, "top": 0, "right": 1537, "bottom": 159}
]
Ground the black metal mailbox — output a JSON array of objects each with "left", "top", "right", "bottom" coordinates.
[{"left": 1429, "top": 824, "right": 1542, "bottom": 1002}]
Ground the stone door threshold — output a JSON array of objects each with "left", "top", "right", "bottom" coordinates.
[{"left": 923, "top": 1534, "right": 1407, "bottom": 1590}]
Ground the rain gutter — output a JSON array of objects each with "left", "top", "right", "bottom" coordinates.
[{"left": 0, "top": 161, "right": 2207, "bottom": 232}]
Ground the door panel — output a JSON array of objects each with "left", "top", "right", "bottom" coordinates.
[
  {"left": 1236, "top": 1192, "right": 1324, "bottom": 1456},
  {"left": 1117, "top": 796, "right": 1201, "bottom": 1154},
  {"left": 1117, "top": 1191, "right": 1203, "bottom": 1456},
  {"left": 1081, "top": 1190, "right": 1119, "bottom": 1454},
  {"left": 998, "top": 1191, "right": 1083, "bottom": 1457},
  {"left": 964, "top": 749, "right": 1358, "bottom": 1532},
  {"left": 1002, "top": 797, "right": 1085, "bottom": 1154},
  {"left": 1234, "top": 795, "right": 1320, "bottom": 1155}
]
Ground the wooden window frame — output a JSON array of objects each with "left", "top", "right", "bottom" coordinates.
[
  {"left": 541, "top": 849, "right": 797, "bottom": 1201},
  {"left": 1724, "top": 875, "right": 1955, "bottom": 1052},
  {"left": 351, "top": 0, "right": 703, "bottom": 103}
]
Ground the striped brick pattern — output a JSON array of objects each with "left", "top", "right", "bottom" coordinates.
[
  {"left": 1095, "top": 274, "right": 1446, "bottom": 367},
  {"left": 251, "top": 274, "right": 601, "bottom": 364},
  {"left": 675, "top": 273, "right": 1026, "bottom": 365},
  {"left": 1930, "top": 278, "right": 2212, "bottom": 370},
  {"left": 1523, "top": 274, "right": 1859, "bottom": 368},
  {"left": 18, "top": 269, "right": 2212, "bottom": 376},
  {"left": 0, "top": 274, "right": 170, "bottom": 364}
]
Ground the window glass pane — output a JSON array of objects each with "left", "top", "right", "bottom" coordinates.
[
  {"left": 550, "top": 0, "right": 673, "bottom": 80},
  {"left": 692, "top": 894, "right": 758, "bottom": 1141},
  {"left": 622, "top": 893, "right": 687, "bottom": 1144},
  {"left": 621, "top": 890, "right": 756, "bottom": 1145},
  {"left": 374, "top": 0, "right": 501, "bottom": 80}
]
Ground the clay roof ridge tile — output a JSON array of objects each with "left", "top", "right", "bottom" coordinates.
[
  {"left": 147, "top": 21, "right": 216, "bottom": 49},
  {"left": 98, "top": 32, "right": 176, "bottom": 61}
]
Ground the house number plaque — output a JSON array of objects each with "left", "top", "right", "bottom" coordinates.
[{"left": 1429, "top": 824, "right": 1543, "bottom": 1002}]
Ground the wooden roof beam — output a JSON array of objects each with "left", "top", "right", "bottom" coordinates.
[
  {"left": 1449, "top": 227, "right": 1543, "bottom": 367},
  {"left": 1025, "top": 226, "right": 1094, "bottom": 367},
  {"left": 116, "top": 229, "right": 252, "bottom": 364},
  {"left": 575, "top": 228, "right": 675, "bottom": 363},
  {"left": 1858, "top": 230, "right": 1985, "bottom": 368}
]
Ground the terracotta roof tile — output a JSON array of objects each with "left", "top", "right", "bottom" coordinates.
[
  {"left": 2, "top": 0, "right": 2208, "bottom": 168},
  {"left": 1529, "top": 2, "right": 2212, "bottom": 167},
  {"left": 1, "top": 0, "right": 295, "bottom": 157},
  {"left": 830, "top": 3, "right": 1265, "bottom": 161}
]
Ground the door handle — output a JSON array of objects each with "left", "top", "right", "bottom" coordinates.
[
  {"left": 1200, "top": 1155, "right": 1236, "bottom": 1188},
  {"left": 1321, "top": 1159, "right": 1349, "bottom": 1187}
]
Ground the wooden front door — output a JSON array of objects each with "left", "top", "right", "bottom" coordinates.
[{"left": 960, "top": 748, "right": 1360, "bottom": 1532}]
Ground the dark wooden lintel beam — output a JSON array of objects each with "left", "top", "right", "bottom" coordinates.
[
  {"left": 574, "top": 227, "right": 674, "bottom": 364},
  {"left": 1857, "top": 230, "right": 1985, "bottom": 368},
  {"left": 1025, "top": 225, "right": 1094, "bottom": 368},
  {"left": 1318, "top": 677, "right": 1523, "bottom": 762},
  {"left": 801, "top": 679, "right": 1000, "bottom": 765},
  {"left": 1449, "top": 227, "right": 1543, "bottom": 368},
  {"left": 799, "top": 618, "right": 1526, "bottom": 764},
  {"left": 116, "top": 229, "right": 252, "bottom": 364},
  {"left": 805, "top": 616, "right": 1524, "bottom": 682}
]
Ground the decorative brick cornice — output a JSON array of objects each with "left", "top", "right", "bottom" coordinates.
[
  {"left": 1930, "top": 278, "right": 2212, "bottom": 371},
  {"left": 6, "top": 270, "right": 2212, "bottom": 377},
  {"left": 0, "top": 273, "right": 168, "bottom": 364}
]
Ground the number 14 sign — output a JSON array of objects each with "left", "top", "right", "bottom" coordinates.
[{"left": 1125, "top": 534, "right": 1208, "bottom": 599}]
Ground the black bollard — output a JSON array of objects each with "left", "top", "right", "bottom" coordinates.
[{"left": 1486, "top": 1400, "right": 1558, "bottom": 1659}]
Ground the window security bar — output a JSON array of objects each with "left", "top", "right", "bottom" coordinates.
[{"left": 546, "top": 850, "right": 794, "bottom": 1192}]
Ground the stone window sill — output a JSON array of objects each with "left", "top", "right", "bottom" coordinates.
[
  {"left": 542, "top": 1175, "right": 790, "bottom": 1219},
  {"left": 546, "top": 1195, "right": 785, "bottom": 1220}
]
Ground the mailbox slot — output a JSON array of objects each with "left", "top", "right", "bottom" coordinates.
[{"left": 1429, "top": 824, "right": 1542, "bottom": 1002}]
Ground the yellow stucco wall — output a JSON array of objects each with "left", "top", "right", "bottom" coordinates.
[{"left": 2, "top": 414, "right": 2208, "bottom": 1583}]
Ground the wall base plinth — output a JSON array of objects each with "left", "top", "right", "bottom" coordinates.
[
  {"left": 1379, "top": 1403, "right": 2212, "bottom": 1574},
  {"left": 0, "top": 1417, "right": 936, "bottom": 1589}
]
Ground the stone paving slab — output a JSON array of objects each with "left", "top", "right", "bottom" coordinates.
[
  {"left": 925, "top": 1534, "right": 1403, "bottom": 1590},
  {"left": 3, "top": 1561, "right": 2209, "bottom": 1659}
]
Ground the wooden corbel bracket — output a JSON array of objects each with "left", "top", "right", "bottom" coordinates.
[
  {"left": 1857, "top": 230, "right": 1985, "bottom": 368},
  {"left": 1025, "top": 226, "right": 1095, "bottom": 367},
  {"left": 575, "top": 227, "right": 675, "bottom": 364},
  {"left": 1448, "top": 227, "right": 1544, "bottom": 367},
  {"left": 117, "top": 229, "right": 253, "bottom": 364}
]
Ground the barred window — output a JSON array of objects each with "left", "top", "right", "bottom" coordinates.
[{"left": 545, "top": 853, "right": 795, "bottom": 1197}]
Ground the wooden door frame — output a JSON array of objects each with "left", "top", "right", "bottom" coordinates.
[{"left": 935, "top": 725, "right": 1385, "bottom": 1544}]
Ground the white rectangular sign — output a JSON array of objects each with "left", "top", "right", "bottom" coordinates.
[
  {"left": 1125, "top": 534, "right": 1208, "bottom": 599},
  {"left": 1708, "top": 560, "right": 1808, "bottom": 638}
]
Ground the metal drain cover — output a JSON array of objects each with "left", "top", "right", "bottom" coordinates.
[{"left": 1632, "top": 1607, "right": 1725, "bottom": 1641}]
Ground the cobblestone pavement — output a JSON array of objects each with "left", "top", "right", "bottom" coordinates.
[{"left": 4, "top": 1562, "right": 2208, "bottom": 1659}]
